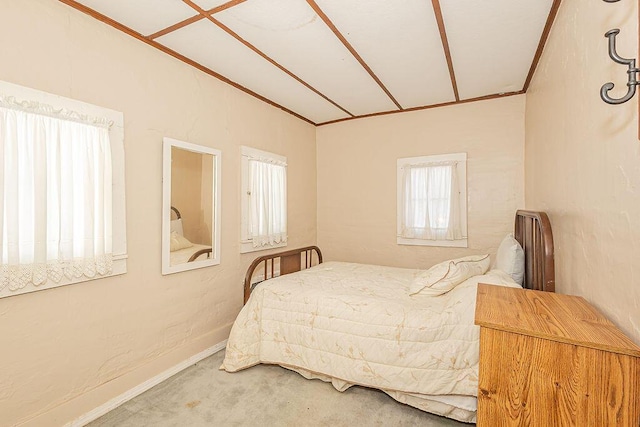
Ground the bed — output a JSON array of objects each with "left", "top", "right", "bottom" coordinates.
[
  {"left": 221, "top": 210, "right": 555, "bottom": 422},
  {"left": 169, "top": 206, "right": 212, "bottom": 265}
]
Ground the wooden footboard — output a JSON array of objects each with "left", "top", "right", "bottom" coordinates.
[
  {"left": 515, "top": 210, "right": 555, "bottom": 292},
  {"left": 188, "top": 248, "right": 212, "bottom": 262},
  {"left": 244, "top": 246, "right": 323, "bottom": 304}
]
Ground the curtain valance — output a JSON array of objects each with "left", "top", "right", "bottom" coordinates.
[{"left": 0, "top": 95, "right": 113, "bottom": 129}]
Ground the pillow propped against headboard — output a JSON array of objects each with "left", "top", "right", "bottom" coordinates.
[
  {"left": 496, "top": 233, "right": 525, "bottom": 285},
  {"left": 410, "top": 254, "right": 491, "bottom": 296},
  {"left": 170, "top": 231, "right": 193, "bottom": 252},
  {"left": 170, "top": 218, "right": 184, "bottom": 237}
]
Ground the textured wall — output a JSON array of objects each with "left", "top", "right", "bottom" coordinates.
[
  {"left": 0, "top": 1, "right": 316, "bottom": 425},
  {"left": 525, "top": 0, "right": 639, "bottom": 343},
  {"left": 317, "top": 96, "right": 525, "bottom": 269}
]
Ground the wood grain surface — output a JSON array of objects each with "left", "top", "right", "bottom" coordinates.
[
  {"left": 476, "top": 284, "right": 640, "bottom": 426},
  {"left": 475, "top": 284, "right": 640, "bottom": 357},
  {"left": 478, "top": 329, "right": 640, "bottom": 426}
]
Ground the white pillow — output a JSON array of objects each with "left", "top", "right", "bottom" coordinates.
[
  {"left": 410, "top": 254, "right": 491, "bottom": 296},
  {"left": 485, "top": 269, "right": 521, "bottom": 288},
  {"left": 170, "top": 218, "right": 184, "bottom": 236},
  {"left": 447, "top": 269, "right": 521, "bottom": 296},
  {"left": 170, "top": 231, "right": 193, "bottom": 252},
  {"left": 496, "top": 234, "right": 525, "bottom": 285}
]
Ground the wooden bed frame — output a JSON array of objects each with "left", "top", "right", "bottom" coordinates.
[
  {"left": 514, "top": 210, "right": 555, "bottom": 292},
  {"left": 244, "top": 246, "right": 322, "bottom": 303},
  {"left": 244, "top": 211, "right": 555, "bottom": 303}
]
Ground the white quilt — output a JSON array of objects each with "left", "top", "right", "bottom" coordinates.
[
  {"left": 221, "top": 261, "right": 520, "bottom": 422},
  {"left": 169, "top": 243, "right": 211, "bottom": 266}
]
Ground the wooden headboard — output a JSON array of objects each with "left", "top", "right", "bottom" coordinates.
[
  {"left": 170, "top": 206, "right": 181, "bottom": 219},
  {"left": 243, "top": 246, "right": 323, "bottom": 303},
  {"left": 514, "top": 210, "right": 555, "bottom": 293}
]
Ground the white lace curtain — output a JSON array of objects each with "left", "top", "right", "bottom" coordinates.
[
  {"left": 248, "top": 158, "right": 287, "bottom": 248},
  {"left": 400, "top": 161, "right": 463, "bottom": 240},
  {"left": 0, "top": 97, "right": 113, "bottom": 292}
]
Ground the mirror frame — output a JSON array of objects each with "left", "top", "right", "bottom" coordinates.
[{"left": 162, "top": 137, "right": 221, "bottom": 275}]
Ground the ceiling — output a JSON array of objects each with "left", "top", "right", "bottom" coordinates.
[{"left": 59, "top": 0, "right": 559, "bottom": 126}]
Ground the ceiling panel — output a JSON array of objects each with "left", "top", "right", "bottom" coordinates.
[
  {"left": 157, "top": 20, "right": 349, "bottom": 124},
  {"left": 76, "top": 0, "right": 197, "bottom": 36},
  {"left": 192, "top": 0, "right": 232, "bottom": 12},
  {"left": 215, "top": 0, "right": 399, "bottom": 116},
  {"left": 315, "top": 0, "right": 455, "bottom": 109},
  {"left": 441, "top": 0, "right": 553, "bottom": 100},
  {"left": 64, "top": 0, "right": 556, "bottom": 124}
]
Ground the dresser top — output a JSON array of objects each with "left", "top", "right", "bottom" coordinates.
[{"left": 475, "top": 284, "right": 640, "bottom": 357}]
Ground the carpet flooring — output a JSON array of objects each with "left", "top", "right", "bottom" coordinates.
[{"left": 88, "top": 350, "right": 471, "bottom": 427}]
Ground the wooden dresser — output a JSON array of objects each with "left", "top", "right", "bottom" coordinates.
[{"left": 474, "top": 283, "right": 640, "bottom": 426}]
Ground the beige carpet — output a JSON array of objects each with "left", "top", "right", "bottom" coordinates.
[{"left": 89, "top": 350, "right": 471, "bottom": 426}]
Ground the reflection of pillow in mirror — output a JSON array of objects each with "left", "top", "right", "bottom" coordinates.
[
  {"left": 170, "top": 231, "right": 193, "bottom": 252},
  {"left": 410, "top": 254, "right": 491, "bottom": 296},
  {"left": 170, "top": 219, "right": 184, "bottom": 236}
]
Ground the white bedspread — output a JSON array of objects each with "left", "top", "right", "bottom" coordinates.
[
  {"left": 221, "top": 261, "right": 520, "bottom": 422},
  {"left": 169, "top": 243, "right": 211, "bottom": 266}
]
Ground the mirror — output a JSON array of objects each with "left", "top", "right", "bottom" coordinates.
[{"left": 162, "top": 137, "right": 221, "bottom": 275}]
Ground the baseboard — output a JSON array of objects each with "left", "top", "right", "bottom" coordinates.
[{"left": 64, "top": 339, "right": 227, "bottom": 427}]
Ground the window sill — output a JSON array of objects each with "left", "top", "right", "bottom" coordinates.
[
  {"left": 0, "top": 255, "right": 128, "bottom": 299},
  {"left": 396, "top": 237, "right": 468, "bottom": 248},
  {"left": 240, "top": 240, "right": 287, "bottom": 254}
]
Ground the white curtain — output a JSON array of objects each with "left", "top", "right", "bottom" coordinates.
[
  {"left": 0, "top": 97, "right": 113, "bottom": 292},
  {"left": 248, "top": 159, "right": 287, "bottom": 248},
  {"left": 400, "top": 161, "right": 463, "bottom": 240}
]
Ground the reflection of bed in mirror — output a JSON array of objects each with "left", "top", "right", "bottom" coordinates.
[
  {"left": 162, "top": 137, "right": 220, "bottom": 275},
  {"left": 169, "top": 206, "right": 212, "bottom": 266}
]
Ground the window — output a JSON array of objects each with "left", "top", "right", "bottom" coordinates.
[
  {"left": 240, "top": 146, "right": 287, "bottom": 254},
  {"left": 397, "top": 153, "right": 467, "bottom": 247},
  {"left": 0, "top": 80, "right": 126, "bottom": 298}
]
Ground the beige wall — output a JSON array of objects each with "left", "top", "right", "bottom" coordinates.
[
  {"left": 525, "top": 0, "right": 639, "bottom": 343},
  {"left": 0, "top": 1, "right": 316, "bottom": 426},
  {"left": 317, "top": 95, "right": 525, "bottom": 269}
]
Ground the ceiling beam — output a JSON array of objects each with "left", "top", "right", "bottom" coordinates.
[
  {"left": 306, "top": 0, "right": 404, "bottom": 111},
  {"left": 431, "top": 0, "right": 460, "bottom": 102},
  {"left": 57, "top": 0, "right": 316, "bottom": 125},
  {"left": 147, "top": 14, "right": 204, "bottom": 40},
  {"left": 523, "top": 0, "right": 562, "bottom": 91},
  {"left": 182, "top": 0, "right": 354, "bottom": 118},
  {"left": 148, "top": 0, "right": 248, "bottom": 40},
  {"left": 317, "top": 90, "right": 525, "bottom": 126}
]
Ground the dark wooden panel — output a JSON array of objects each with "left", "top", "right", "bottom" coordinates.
[
  {"left": 280, "top": 253, "right": 301, "bottom": 275},
  {"left": 515, "top": 210, "right": 555, "bottom": 292}
]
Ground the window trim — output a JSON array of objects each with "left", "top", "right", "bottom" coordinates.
[
  {"left": 240, "top": 146, "right": 287, "bottom": 254},
  {"left": 396, "top": 152, "right": 468, "bottom": 248},
  {"left": 0, "top": 80, "right": 127, "bottom": 298}
]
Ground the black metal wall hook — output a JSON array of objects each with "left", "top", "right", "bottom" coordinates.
[{"left": 600, "top": 28, "right": 639, "bottom": 104}]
